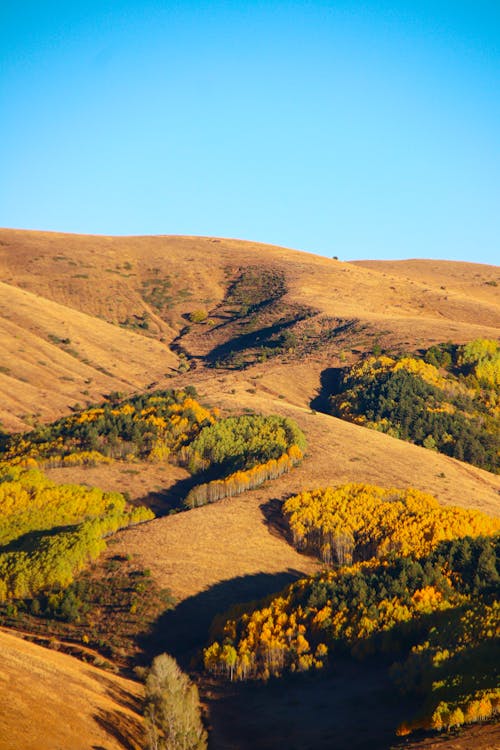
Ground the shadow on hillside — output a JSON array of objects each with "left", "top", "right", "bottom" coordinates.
[
  {"left": 205, "top": 314, "right": 308, "bottom": 367},
  {"left": 260, "top": 498, "right": 292, "bottom": 543},
  {"left": 89, "top": 672, "right": 142, "bottom": 715},
  {"left": 310, "top": 366, "right": 344, "bottom": 414},
  {"left": 135, "top": 475, "right": 200, "bottom": 516},
  {"left": 205, "top": 654, "right": 414, "bottom": 750},
  {"left": 141, "top": 570, "right": 304, "bottom": 668},
  {"left": 94, "top": 708, "right": 142, "bottom": 750}
]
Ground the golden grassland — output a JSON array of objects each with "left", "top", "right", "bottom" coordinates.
[
  {"left": 0, "top": 628, "right": 143, "bottom": 750},
  {"left": 0, "top": 229, "right": 499, "bottom": 749},
  {"left": 0, "top": 280, "right": 178, "bottom": 431},
  {"left": 0, "top": 228, "right": 499, "bottom": 430}
]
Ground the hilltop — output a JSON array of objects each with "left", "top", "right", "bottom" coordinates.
[{"left": 0, "top": 229, "right": 498, "bottom": 430}]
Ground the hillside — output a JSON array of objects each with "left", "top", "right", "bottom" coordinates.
[
  {"left": 0, "top": 229, "right": 499, "bottom": 431},
  {"left": 0, "top": 629, "right": 143, "bottom": 750},
  {"left": 115, "top": 391, "right": 500, "bottom": 604},
  {"left": 0, "top": 280, "right": 178, "bottom": 431},
  {"left": 0, "top": 228, "right": 498, "bottom": 750}
]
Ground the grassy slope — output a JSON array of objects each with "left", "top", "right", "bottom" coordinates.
[
  {"left": 116, "top": 387, "right": 500, "bottom": 603},
  {"left": 2, "top": 227, "right": 499, "bottom": 602},
  {"left": 0, "top": 629, "right": 143, "bottom": 750},
  {"left": 0, "top": 229, "right": 499, "bottom": 749},
  {"left": 1, "top": 229, "right": 498, "bottom": 430},
  {"left": 0, "top": 280, "right": 178, "bottom": 431}
]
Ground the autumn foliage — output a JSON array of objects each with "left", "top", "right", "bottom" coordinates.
[
  {"left": 329, "top": 340, "right": 500, "bottom": 471},
  {"left": 0, "top": 465, "right": 153, "bottom": 600},
  {"left": 204, "top": 483, "right": 499, "bottom": 737},
  {"left": 185, "top": 446, "right": 303, "bottom": 508},
  {"left": 2, "top": 388, "right": 218, "bottom": 466},
  {"left": 283, "top": 483, "right": 500, "bottom": 564},
  {"left": 184, "top": 415, "right": 306, "bottom": 508}
]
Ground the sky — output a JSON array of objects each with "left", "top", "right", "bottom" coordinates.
[{"left": 1, "top": 1, "right": 499, "bottom": 263}]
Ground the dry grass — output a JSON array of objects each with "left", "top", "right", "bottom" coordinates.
[
  {"left": 1, "top": 229, "right": 498, "bottom": 428},
  {"left": 1, "top": 228, "right": 495, "bottom": 601},
  {"left": 115, "top": 489, "right": 321, "bottom": 602},
  {"left": 0, "top": 280, "right": 178, "bottom": 431},
  {"left": 0, "top": 628, "right": 143, "bottom": 750},
  {"left": 0, "top": 229, "right": 499, "bottom": 749},
  {"left": 46, "top": 460, "right": 190, "bottom": 514},
  {"left": 116, "top": 386, "right": 499, "bottom": 602}
]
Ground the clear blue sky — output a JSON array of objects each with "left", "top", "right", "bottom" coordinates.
[{"left": 1, "top": 1, "right": 499, "bottom": 263}]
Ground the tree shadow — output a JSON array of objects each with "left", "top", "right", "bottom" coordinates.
[
  {"left": 93, "top": 708, "right": 142, "bottom": 750},
  {"left": 141, "top": 570, "right": 305, "bottom": 668},
  {"left": 310, "top": 366, "right": 344, "bottom": 414},
  {"left": 134, "top": 475, "right": 200, "bottom": 516},
  {"left": 260, "top": 497, "right": 292, "bottom": 543},
  {"left": 1, "top": 523, "right": 81, "bottom": 553}
]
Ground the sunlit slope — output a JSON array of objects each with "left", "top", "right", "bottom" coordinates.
[
  {"left": 1, "top": 229, "right": 499, "bottom": 334},
  {"left": 0, "top": 281, "right": 177, "bottom": 430},
  {"left": 116, "top": 389, "right": 500, "bottom": 603},
  {"left": 0, "top": 629, "right": 143, "bottom": 750},
  {"left": 1, "top": 229, "right": 498, "bottom": 430},
  {"left": 352, "top": 258, "right": 500, "bottom": 311}
]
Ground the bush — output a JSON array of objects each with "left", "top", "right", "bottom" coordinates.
[{"left": 189, "top": 309, "right": 209, "bottom": 324}]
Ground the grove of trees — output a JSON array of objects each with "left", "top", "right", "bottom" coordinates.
[
  {"left": 204, "top": 482, "right": 499, "bottom": 737},
  {"left": 0, "top": 464, "right": 153, "bottom": 600},
  {"left": 2, "top": 388, "right": 217, "bottom": 466},
  {"left": 328, "top": 340, "right": 500, "bottom": 472},
  {"left": 184, "top": 415, "right": 306, "bottom": 507},
  {"left": 283, "top": 483, "right": 500, "bottom": 564}
]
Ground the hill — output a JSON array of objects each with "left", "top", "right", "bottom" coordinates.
[
  {"left": 0, "top": 229, "right": 499, "bottom": 430},
  {"left": 0, "top": 628, "right": 143, "bottom": 750},
  {"left": 0, "top": 228, "right": 498, "bottom": 750},
  {"left": 115, "top": 391, "right": 500, "bottom": 605}
]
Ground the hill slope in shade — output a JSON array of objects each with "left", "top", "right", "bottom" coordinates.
[{"left": 0, "top": 629, "right": 143, "bottom": 750}]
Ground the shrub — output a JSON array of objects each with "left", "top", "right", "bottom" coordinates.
[{"left": 189, "top": 309, "right": 209, "bottom": 324}]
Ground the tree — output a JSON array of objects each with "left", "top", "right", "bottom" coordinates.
[{"left": 144, "top": 653, "right": 207, "bottom": 750}]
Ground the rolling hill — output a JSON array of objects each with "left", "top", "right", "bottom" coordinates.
[
  {"left": 0, "top": 228, "right": 498, "bottom": 750},
  {"left": 0, "top": 628, "right": 143, "bottom": 750}
]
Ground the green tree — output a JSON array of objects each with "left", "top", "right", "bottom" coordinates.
[{"left": 144, "top": 653, "right": 207, "bottom": 750}]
